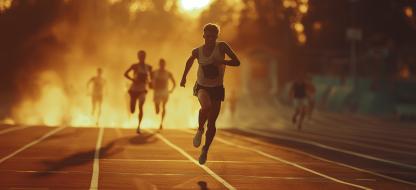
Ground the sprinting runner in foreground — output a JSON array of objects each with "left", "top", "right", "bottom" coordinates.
[
  {"left": 180, "top": 23, "right": 240, "bottom": 164},
  {"left": 289, "top": 75, "right": 309, "bottom": 130},
  {"left": 152, "top": 58, "right": 176, "bottom": 130},
  {"left": 87, "top": 68, "right": 105, "bottom": 125},
  {"left": 124, "top": 50, "right": 153, "bottom": 134}
]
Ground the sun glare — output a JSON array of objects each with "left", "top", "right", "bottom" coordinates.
[
  {"left": 179, "top": 0, "right": 211, "bottom": 11},
  {"left": 0, "top": 0, "right": 13, "bottom": 13}
]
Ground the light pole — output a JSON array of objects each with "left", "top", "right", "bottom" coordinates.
[{"left": 347, "top": 0, "right": 361, "bottom": 91}]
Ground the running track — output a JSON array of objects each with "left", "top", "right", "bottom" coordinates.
[{"left": 0, "top": 124, "right": 414, "bottom": 189}]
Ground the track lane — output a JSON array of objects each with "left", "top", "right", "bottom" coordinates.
[{"left": 0, "top": 127, "right": 97, "bottom": 190}]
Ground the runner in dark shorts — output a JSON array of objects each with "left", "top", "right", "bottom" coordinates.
[
  {"left": 124, "top": 50, "right": 153, "bottom": 134},
  {"left": 180, "top": 23, "right": 240, "bottom": 165}
]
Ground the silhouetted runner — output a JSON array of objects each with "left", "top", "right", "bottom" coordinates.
[
  {"left": 290, "top": 75, "right": 309, "bottom": 130},
  {"left": 180, "top": 23, "right": 241, "bottom": 165},
  {"left": 124, "top": 50, "right": 153, "bottom": 134},
  {"left": 152, "top": 58, "right": 176, "bottom": 130},
  {"left": 306, "top": 77, "right": 316, "bottom": 120},
  {"left": 87, "top": 68, "right": 105, "bottom": 125},
  {"left": 228, "top": 89, "right": 238, "bottom": 119}
]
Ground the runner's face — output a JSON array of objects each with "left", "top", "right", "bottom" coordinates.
[
  {"left": 203, "top": 30, "right": 218, "bottom": 45},
  {"left": 159, "top": 61, "right": 165, "bottom": 69},
  {"left": 137, "top": 52, "right": 146, "bottom": 62}
]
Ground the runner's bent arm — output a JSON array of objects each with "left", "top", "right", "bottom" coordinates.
[
  {"left": 124, "top": 65, "right": 134, "bottom": 81},
  {"left": 87, "top": 77, "right": 93, "bottom": 89},
  {"left": 169, "top": 72, "right": 176, "bottom": 92},
  {"left": 148, "top": 66, "right": 153, "bottom": 89},
  {"left": 289, "top": 84, "right": 294, "bottom": 100},
  {"left": 180, "top": 49, "right": 198, "bottom": 87},
  {"left": 220, "top": 42, "right": 240, "bottom": 67},
  {"left": 151, "top": 71, "right": 156, "bottom": 89}
]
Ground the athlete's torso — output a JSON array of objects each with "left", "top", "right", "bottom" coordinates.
[
  {"left": 293, "top": 81, "right": 307, "bottom": 98},
  {"left": 153, "top": 69, "right": 171, "bottom": 91},
  {"left": 91, "top": 77, "right": 104, "bottom": 96},
  {"left": 196, "top": 42, "right": 225, "bottom": 87},
  {"left": 130, "top": 63, "right": 152, "bottom": 92}
]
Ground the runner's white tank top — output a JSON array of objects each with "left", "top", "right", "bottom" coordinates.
[{"left": 197, "top": 42, "right": 225, "bottom": 87}]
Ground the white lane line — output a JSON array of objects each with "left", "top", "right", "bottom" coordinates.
[
  {"left": 221, "top": 130, "right": 416, "bottom": 186},
  {"left": 179, "top": 129, "right": 371, "bottom": 190},
  {"left": 265, "top": 127, "right": 416, "bottom": 156},
  {"left": 0, "top": 126, "right": 31, "bottom": 135},
  {"left": 100, "top": 158, "right": 277, "bottom": 164},
  {"left": 0, "top": 126, "right": 66, "bottom": 164},
  {"left": 0, "top": 169, "right": 378, "bottom": 182},
  {"left": 239, "top": 127, "right": 416, "bottom": 170},
  {"left": 9, "top": 188, "right": 49, "bottom": 190},
  {"left": 89, "top": 127, "right": 104, "bottom": 190},
  {"left": 154, "top": 132, "right": 236, "bottom": 190},
  {"left": 275, "top": 115, "right": 416, "bottom": 151},
  {"left": 217, "top": 137, "right": 372, "bottom": 190}
]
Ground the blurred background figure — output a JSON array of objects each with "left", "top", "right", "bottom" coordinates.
[
  {"left": 289, "top": 74, "right": 309, "bottom": 130},
  {"left": 305, "top": 75, "right": 316, "bottom": 120},
  {"left": 87, "top": 68, "right": 105, "bottom": 125},
  {"left": 228, "top": 89, "right": 238, "bottom": 120},
  {"left": 124, "top": 50, "right": 153, "bottom": 134},
  {"left": 152, "top": 58, "right": 176, "bottom": 130}
]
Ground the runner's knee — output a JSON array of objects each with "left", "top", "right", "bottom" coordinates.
[
  {"left": 200, "top": 105, "right": 211, "bottom": 113},
  {"left": 207, "top": 121, "right": 216, "bottom": 130},
  {"left": 198, "top": 90, "right": 211, "bottom": 109}
]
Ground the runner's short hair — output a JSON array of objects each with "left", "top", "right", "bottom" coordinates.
[
  {"left": 203, "top": 23, "right": 220, "bottom": 35},
  {"left": 137, "top": 50, "right": 146, "bottom": 56}
]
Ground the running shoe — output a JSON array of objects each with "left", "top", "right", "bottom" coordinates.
[
  {"left": 193, "top": 128, "right": 204, "bottom": 148},
  {"left": 198, "top": 148, "right": 208, "bottom": 165}
]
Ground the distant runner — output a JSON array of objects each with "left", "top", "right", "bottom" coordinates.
[
  {"left": 306, "top": 77, "right": 316, "bottom": 120},
  {"left": 124, "top": 50, "right": 153, "bottom": 134},
  {"left": 87, "top": 68, "right": 105, "bottom": 125},
  {"left": 152, "top": 58, "right": 176, "bottom": 130},
  {"left": 228, "top": 89, "right": 238, "bottom": 119},
  {"left": 289, "top": 75, "right": 309, "bottom": 130},
  {"left": 180, "top": 23, "right": 241, "bottom": 164}
]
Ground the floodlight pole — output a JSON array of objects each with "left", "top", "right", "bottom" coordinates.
[{"left": 349, "top": 0, "right": 360, "bottom": 91}]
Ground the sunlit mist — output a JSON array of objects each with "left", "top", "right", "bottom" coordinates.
[
  {"left": 283, "top": 0, "right": 309, "bottom": 45},
  {"left": 0, "top": 0, "right": 13, "bottom": 13},
  {"left": 7, "top": 0, "right": 242, "bottom": 129}
]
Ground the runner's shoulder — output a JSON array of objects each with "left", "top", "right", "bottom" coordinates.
[
  {"left": 191, "top": 48, "right": 199, "bottom": 58},
  {"left": 152, "top": 69, "right": 162, "bottom": 76},
  {"left": 218, "top": 41, "right": 228, "bottom": 46},
  {"left": 218, "top": 41, "right": 229, "bottom": 50},
  {"left": 130, "top": 63, "right": 139, "bottom": 69},
  {"left": 145, "top": 64, "right": 152, "bottom": 70}
]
